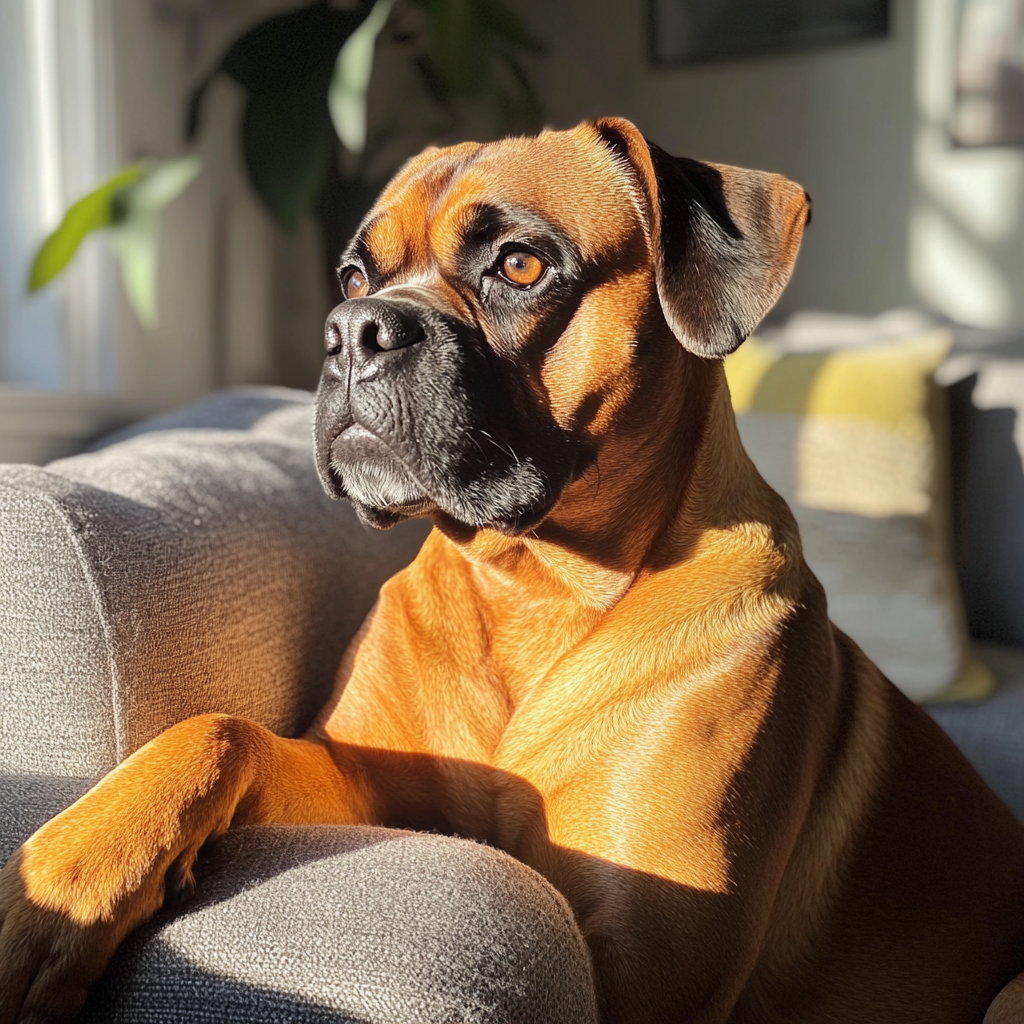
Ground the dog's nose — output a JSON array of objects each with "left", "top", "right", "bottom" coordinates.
[{"left": 324, "top": 300, "right": 426, "bottom": 361}]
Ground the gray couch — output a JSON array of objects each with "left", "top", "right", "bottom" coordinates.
[
  {"left": 5, "top": 360, "right": 1024, "bottom": 1021},
  {"left": 0, "top": 389, "right": 597, "bottom": 1023}
]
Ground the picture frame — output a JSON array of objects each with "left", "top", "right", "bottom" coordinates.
[{"left": 648, "top": 0, "right": 890, "bottom": 65}]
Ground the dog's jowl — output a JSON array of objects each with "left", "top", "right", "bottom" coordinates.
[{"left": 3, "top": 118, "right": 1024, "bottom": 1024}]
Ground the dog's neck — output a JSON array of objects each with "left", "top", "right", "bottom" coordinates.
[
  {"left": 440, "top": 350, "right": 775, "bottom": 606},
  {"left": 423, "top": 347, "right": 801, "bottom": 704}
]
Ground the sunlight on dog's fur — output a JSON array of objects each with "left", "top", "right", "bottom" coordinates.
[{"left": 2, "top": 117, "right": 1024, "bottom": 1024}]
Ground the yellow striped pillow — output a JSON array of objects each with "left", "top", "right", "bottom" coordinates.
[{"left": 725, "top": 330, "right": 991, "bottom": 703}]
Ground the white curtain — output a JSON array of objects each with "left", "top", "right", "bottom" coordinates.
[{"left": 0, "top": 0, "right": 117, "bottom": 390}]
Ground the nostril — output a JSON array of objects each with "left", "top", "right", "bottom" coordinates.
[
  {"left": 400, "top": 324, "right": 426, "bottom": 350},
  {"left": 359, "top": 320, "right": 383, "bottom": 354},
  {"left": 376, "top": 322, "right": 425, "bottom": 352}
]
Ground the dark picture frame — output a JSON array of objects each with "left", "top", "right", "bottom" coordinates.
[{"left": 648, "top": 0, "right": 890, "bottom": 65}]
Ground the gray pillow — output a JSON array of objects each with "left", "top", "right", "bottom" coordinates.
[
  {"left": 944, "top": 344, "right": 1024, "bottom": 648},
  {"left": 0, "top": 388, "right": 429, "bottom": 778}
]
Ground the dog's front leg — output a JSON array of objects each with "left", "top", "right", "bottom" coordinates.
[{"left": 0, "top": 713, "right": 371, "bottom": 1022}]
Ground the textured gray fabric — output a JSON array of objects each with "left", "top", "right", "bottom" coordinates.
[
  {"left": 930, "top": 644, "right": 1024, "bottom": 820},
  {"left": 0, "top": 480, "right": 122, "bottom": 775},
  {"left": 77, "top": 826, "right": 598, "bottom": 1024},
  {"left": 0, "top": 388, "right": 429, "bottom": 777},
  {"left": 0, "top": 773, "right": 95, "bottom": 864}
]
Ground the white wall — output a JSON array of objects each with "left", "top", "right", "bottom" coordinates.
[
  {"left": 910, "top": 0, "right": 1024, "bottom": 330},
  {"left": 523, "top": 0, "right": 1024, "bottom": 332},
  {"left": 110, "top": 0, "right": 317, "bottom": 406}
]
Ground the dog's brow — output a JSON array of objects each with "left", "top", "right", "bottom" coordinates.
[
  {"left": 451, "top": 203, "right": 570, "bottom": 257},
  {"left": 342, "top": 231, "right": 377, "bottom": 272},
  {"left": 455, "top": 203, "right": 508, "bottom": 249}
]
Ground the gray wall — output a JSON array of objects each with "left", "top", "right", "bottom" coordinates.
[{"left": 523, "top": 0, "right": 1024, "bottom": 331}]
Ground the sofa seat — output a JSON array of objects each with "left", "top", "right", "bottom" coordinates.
[
  {"left": 0, "top": 777, "right": 596, "bottom": 1024},
  {"left": 4, "top": 384, "right": 1024, "bottom": 1021},
  {"left": 929, "top": 644, "right": 1024, "bottom": 821}
]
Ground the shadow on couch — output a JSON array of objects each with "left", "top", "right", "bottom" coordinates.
[
  {"left": 949, "top": 373, "right": 1024, "bottom": 649},
  {"left": 6, "top": 716, "right": 1024, "bottom": 1024}
]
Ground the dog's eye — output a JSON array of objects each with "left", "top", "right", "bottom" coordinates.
[
  {"left": 500, "top": 252, "right": 545, "bottom": 288},
  {"left": 342, "top": 268, "right": 370, "bottom": 299}
]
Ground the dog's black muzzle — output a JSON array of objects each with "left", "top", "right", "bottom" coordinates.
[{"left": 314, "top": 291, "right": 588, "bottom": 533}]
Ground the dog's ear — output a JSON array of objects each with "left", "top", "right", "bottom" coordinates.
[{"left": 592, "top": 117, "right": 810, "bottom": 359}]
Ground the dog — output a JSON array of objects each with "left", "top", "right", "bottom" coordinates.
[{"left": 3, "top": 117, "right": 1024, "bottom": 1024}]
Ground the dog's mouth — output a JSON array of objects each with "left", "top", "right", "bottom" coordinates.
[
  {"left": 319, "top": 411, "right": 561, "bottom": 535},
  {"left": 328, "top": 425, "right": 437, "bottom": 523},
  {"left": 323, "top": 420, "right": 555, "bottom": 534}
]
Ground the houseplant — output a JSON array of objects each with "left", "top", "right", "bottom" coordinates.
[{"left": 29, "top": 0, "right": 542, "bottom": 325}]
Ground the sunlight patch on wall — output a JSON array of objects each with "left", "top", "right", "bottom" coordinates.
[
  {"left": 910, "top": 205, "right": 1012, "bottom": 325},
  {"left": 915, "top": 124, "right": 1024, "bottom": 243},
  {"left": 910, "top": 0, "right": 1024, "bottom": 329}
]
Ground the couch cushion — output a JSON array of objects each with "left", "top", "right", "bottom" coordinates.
[
  {"left": 0, "top": 388, "right": 429, "bottom": 777},
  {"left": 77, "top": 825, "right": 598, "bottom": 1024},
  {"left": 0, "top": 782, "right": 597, "bottom": 1024}
]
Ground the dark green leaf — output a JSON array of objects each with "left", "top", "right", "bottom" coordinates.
[
  {"left": 242, "top": 91, "right": 336, "bottom": 231},
  {"left": 421, "top": 0, "right": 488, "bottom": 98},
  {"left": 189, "top": 0, "right": 376, "bottom": 230},
  {"left": 414, "top": 53, "right": 452, "bottom": 105},
  {"left": 479, "top": 0, "right": 544, "bottom": 54},
  {"left": 410, "top": 0, "right": 543, "bottom": 131}
]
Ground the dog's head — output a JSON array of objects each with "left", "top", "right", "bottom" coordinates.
[{"left": 315, "top": 117, "right": 809, "bottom": 533}]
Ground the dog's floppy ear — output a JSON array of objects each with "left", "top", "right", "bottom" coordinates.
[{"left": 593, "top": 117, "right": 810, "bottom": 359}]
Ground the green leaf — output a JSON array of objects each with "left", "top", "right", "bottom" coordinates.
[
  {"left": 242, "top": 88, "right": 337, "bottom": 232},
  {"left": 411, "top": 0, "right": 544, "bottom": 131},
  {"left": 108, "top": 214, "right": 159, "bottom": 330},
  {"left": 422, "top": 0, "right": 486, "bottom": 99},
  {"left": 114, "top": 156, "right": 203, "bottom": 220},
  {"left": 479, "top": 0, "right": 544, "bottom": 54},
  {"left": 330, "top": 0, "right": 396, "bottom": 154},
  {"left": 28, "top": 164, "right": 145, "bottom": 291},
  {"left": 108, "top": 157, "right": 203, "bottom": 329},
  {"left": 189, "top": 0, "right": 375, "bottom": 231}
]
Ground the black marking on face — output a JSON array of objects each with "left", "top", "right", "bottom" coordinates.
[
  {"left": 448, "top": 202, "right": 588, "bottom": 359},
  {"left": 337, "top": 230, "right": 383, "bottom": 295},
  {"left": 316, "top": 201, "right": 600, "bottom": 535}
]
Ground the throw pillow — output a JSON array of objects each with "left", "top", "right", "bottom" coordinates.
[{"left": 725, "top": 324, "right": 990, "bottom": 703}]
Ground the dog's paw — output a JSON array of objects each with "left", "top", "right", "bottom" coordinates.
[
  {"left": 0, "top": 847, "right": 109, "bottom": 1022},
  {"left": 0, "top": 810, "right": 185, "bottom": 1023}
]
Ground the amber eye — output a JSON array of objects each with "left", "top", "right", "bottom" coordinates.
[
  {"left": 343, "top": 268, "right": 370, "bottom": 299},
  {"left": 500, "top": 251, "right": 545, "bottom": 287}
]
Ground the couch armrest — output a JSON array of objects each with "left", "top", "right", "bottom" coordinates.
[
  {"left": 0, "top": 388, "right": 428, "bottom": 778},
  {"left": 78, "top": 826, "right": 598, "bottom": 1024}
]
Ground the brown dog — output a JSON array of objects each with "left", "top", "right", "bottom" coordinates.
[{"left": 3, "top": 117, "right": 1024, "bottom": 1023}]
